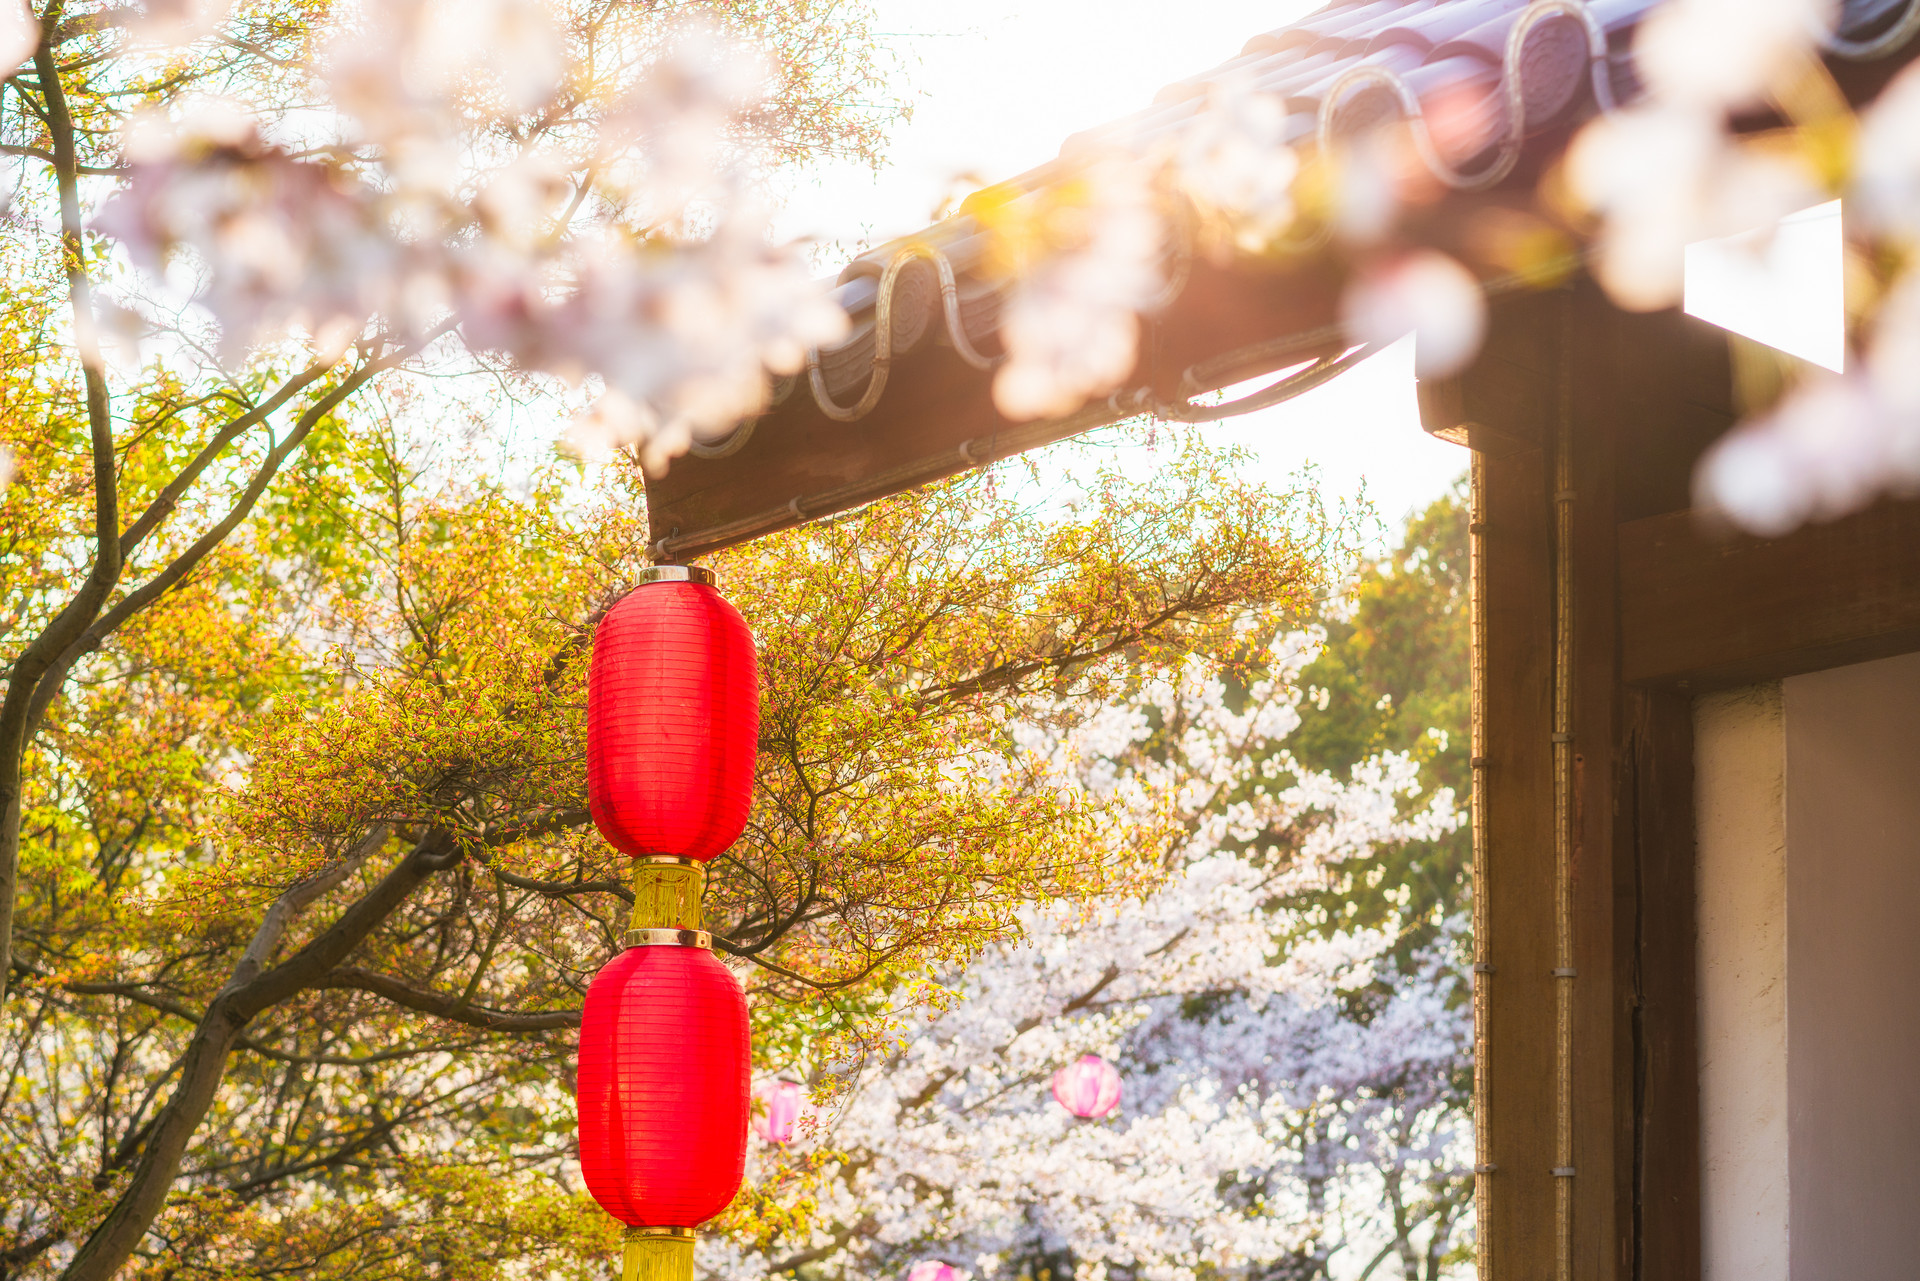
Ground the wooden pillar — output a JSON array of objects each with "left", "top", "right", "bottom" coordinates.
[
  {"left": 1567, "top": 286, "right": 1628, "bottom": 1281},
  {"left": 1623, "top": 688, "right": 1700, "bottom": 1281},
  {"left": 1465, "top": 291, "right": 1561, "bottom": 1280},
  {"left": 1442, "top": 286, "right": 1711, "bottom": 1281}
]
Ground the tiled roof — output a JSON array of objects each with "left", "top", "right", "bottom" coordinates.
[
  {"left": 651, "top": 0, "right": 1920, "bottom": 560},
  {"left": 789, "top": 0, "right": 1917, "bottom": 414}
]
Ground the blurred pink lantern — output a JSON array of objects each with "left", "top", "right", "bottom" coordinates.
[
  {"left": 1050, "top": 1054, "right": 1123, "bottom": 1119},
  {"left": 752, "top": 1078, "right": 806, "bottom": 1144},
  {"left": 906, "top": 1262, "right": 960, "bottom": 1281}
]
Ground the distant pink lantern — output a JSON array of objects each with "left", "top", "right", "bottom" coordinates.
[
  {"left": 1050, "top": 1054, "right": 1123, "bottom": 1119},
  {"left": 752, "top": 1078, "right": 806, "bottom": 1144},
  {"left": 906, "top": 1262, "right": 960, "bottom": 1281}
]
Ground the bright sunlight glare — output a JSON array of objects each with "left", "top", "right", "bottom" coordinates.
[
  {"left": 776, "top": 0, "right": 1466, "bottom": 537},
  {"left": 1684, "top": 200, "right": 1846, "bottom": 372}
]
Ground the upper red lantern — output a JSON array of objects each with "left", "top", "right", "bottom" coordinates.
[
  {"left": 577, "top": 942, "right": 751, "bottom": 1228},
  {"left": 588, "top": 566, "right": 758, "bottom": 862}
]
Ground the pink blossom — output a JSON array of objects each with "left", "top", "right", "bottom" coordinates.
[
  {"left": 1050, "top": 1053, "right": 1123, "bottom": 1119},
  {"left": 0, "top": 1, "right": 31, "bottom": 71},
  {"left": 991, "top": 160, "right": 1166, "bottom": 421},
  {"left": 905, "top": 1262, "right": 960, "bottom": 1281},
  {"left": 1340, "top": 251, "right": 1486, "bottom": 377}
]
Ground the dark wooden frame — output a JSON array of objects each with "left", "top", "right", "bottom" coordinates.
[{"left": 1429, "top": 284, "right": 1920, "bottom": 1280}]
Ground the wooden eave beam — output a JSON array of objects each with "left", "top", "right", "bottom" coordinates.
[
  {"left": 643, "top": 254, "right": 1349, "bottom": 560},
  {"left": 1620, "top": 498, "right": 1920, "bottom": 688}
]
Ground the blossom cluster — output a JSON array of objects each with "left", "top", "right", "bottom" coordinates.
[
  {"left": 952, "top": 0, "right": 1920, "bottom": 537},
  {"left": 85, "top": 1, "right": 846, "bottom": 472}
]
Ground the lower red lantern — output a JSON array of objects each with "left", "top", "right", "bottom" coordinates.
[{"left": 579, "top": 932, "right": 750, "bottom": 1281}]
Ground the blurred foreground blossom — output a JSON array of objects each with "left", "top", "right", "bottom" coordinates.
[
  {"left": 1171, "top": 78, "right": 1301, "bottom": 251},
  {"left": 1634, "top": 0, "right": 1835, "bottom": 111},
  {"left": 1566, "top": 103, "right": 1820, "bottom": 311},
  {"left": 1050, "top": 1053, "right": 1123, "bottom": 1118},
  {"left": 905, "top": 1262, "right": 960, "bottom": 1281},
  {"left": 97, "top": 112, "right": 408, "bottom": 362},
  {"left": 127, "top": 0, "right": 238, "bottom": 48},
  {"left": 985, "top": 160, "right": 1167, "bottom": 421},
  {"left": 0, "top": 1, "right": 30, "bottom": 70},
  {"left": 92, "top": 10, "right": 845, "bottom": 474},
  {"left": 1697, "top": 274, "right": 1920, "bottom": 533},
  {"left": 1341, "top": 250, "right": 1486, "bottom": 377},
  {"left": 1695, "top": 376, "right": 1897, "bottom": 535}
]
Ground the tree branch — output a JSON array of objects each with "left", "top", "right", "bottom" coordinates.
[
  {"left": 312, "top": 966, "right": 580, "bottom": 1031},
  {"left": 20, "top": 339, "right": 438, "bottom": 743},
  {"left": 115, "top": 365, "right": 329, "bottom": 557},
  {"left": 0, "top": 142, "right": 123, "bottom": 173},
  {"left": 0, "top": 27, "right": 126, "bottom": 1009},
  {"left": 58, "top": 825, "right": 454, "bottom": 1281}
]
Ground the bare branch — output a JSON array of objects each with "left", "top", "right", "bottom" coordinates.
[{"left": 312, "top": 966, "right": 580, "bottom": 1032}]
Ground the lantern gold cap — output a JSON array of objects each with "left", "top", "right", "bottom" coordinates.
[
  {"left": 622, "top": 927, "right": 712, "bottom": 949},
  {"left": 636, "top": 565, "right": 716, "bottom": 588},
  {"left": 621, "top": 1226, "right": 695, "bottom": 1281}
]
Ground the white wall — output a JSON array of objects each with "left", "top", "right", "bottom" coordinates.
[
  {"left": 1694, "top": 653, "right": 1920, "bottom": 1281},
  {"left": 1695, "top": 684, "right": 1790, "bottom": 1281},
  {"left": 1782, "top": 651, "right": 1920, "bottom": 1281}
]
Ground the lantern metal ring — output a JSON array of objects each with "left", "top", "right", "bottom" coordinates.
[
  {"left": 624, "top": 1226, "right": 696, "bottom": 1241},
  {"left": 623, "top": 928, "right": 713, "bottom": 950},
  {"left": 635, "top": 565, "right": 716, "bottom": 588}
]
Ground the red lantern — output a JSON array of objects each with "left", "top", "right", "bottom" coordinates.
[
  {"left": 1050, "top": 1054, "right": 1123, "bottom": 1118},
  {"left": 578, "top": 940, "right": 750, "bottom": 1278},
  {"left": 588, "top": 566, "right": 758, "bottom": 863}
]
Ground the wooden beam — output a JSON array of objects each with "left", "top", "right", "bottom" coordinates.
[
  {"left": 1417, "top": 300, "right": 1557, "bottom": 459},
  {"left": 1619, "top": 499, "right": 1920, "bottom": 688}
]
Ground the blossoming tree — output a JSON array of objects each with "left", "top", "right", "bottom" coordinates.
[
  {"left": 1, "top": 425, "right": 1340, "bottom": 1279},
  {"left": 720, "top": 494, "right": 1476, "bottom": 1281}
]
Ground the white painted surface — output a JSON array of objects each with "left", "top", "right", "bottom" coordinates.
[
  {"left": 1683, "top": 201, "right": 1845, "bottom": 372},
  {"left": 1782, "top": 651, "right": 1920, "bottom": 1281},
  {"left": 1694, "top": 684, "right": 1790, "bottom": 1281}
]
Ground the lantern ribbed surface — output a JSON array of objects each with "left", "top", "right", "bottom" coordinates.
[
  {"left": 588, "top": 579, "right": 758, "bottom": 862},
  {"left": 578, "top": 945, "right": 750, "bottom": 1228}
]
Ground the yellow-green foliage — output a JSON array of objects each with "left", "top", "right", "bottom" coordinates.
[{"left": 6, "top": 414, "right": 1339, "bottom": 1276}]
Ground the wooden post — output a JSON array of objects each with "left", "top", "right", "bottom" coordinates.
[{"left": 1466, "top": 290, "right": 1561, "bottom": 1280}]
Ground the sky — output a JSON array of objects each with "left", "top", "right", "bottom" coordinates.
[{"left": 769, "top": 0, "right": 1470, "bottom": 540}]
